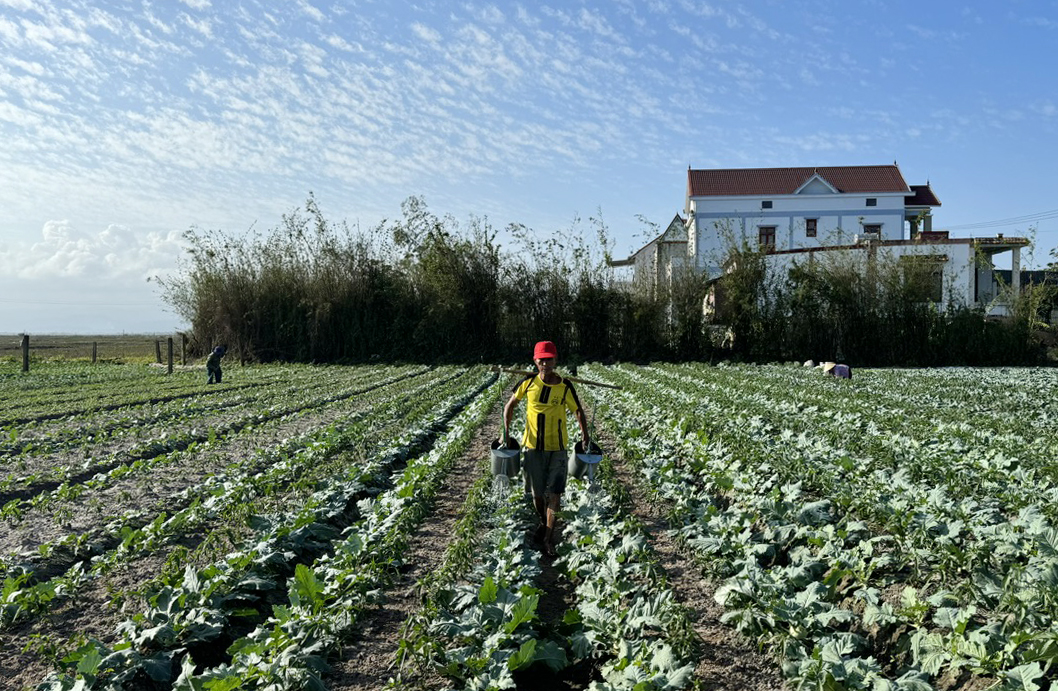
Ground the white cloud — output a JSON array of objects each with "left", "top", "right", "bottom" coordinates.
[
  {"left": 298, "top": 1, "right": 324, "bottom": 23},
  {"left": 177, "top": 0, "right": 211, "bottom": 9},
  {"left": 0, "top": 0, "right": 36, "bottom": 10},
  {"left": 2, "top": 220, "right": 186, "bottom": 281},
  {"left": 411, "top": 22, "right": 441, "bottom": 45},
  {"left": 181, "top": 13, "right": 213, "bottom": 37}
]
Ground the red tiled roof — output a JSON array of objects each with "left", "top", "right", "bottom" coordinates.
[
  {"left": 906, "top": 184, "right": 941, "bottom": 206},
  {"left": 687, "top": 165, "right": 911, "bottom": 197}
]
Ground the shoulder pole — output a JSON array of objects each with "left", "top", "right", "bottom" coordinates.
[{"left": 489, "top": 366, "right": 623, "bottom": 390}]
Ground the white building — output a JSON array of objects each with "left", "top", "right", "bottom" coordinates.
[{"left": 615, "top": 164, "right": 1028, "bottom": 314}]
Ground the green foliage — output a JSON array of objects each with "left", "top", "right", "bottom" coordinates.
[
  {"left": 717, "top": 240, "right": 1045, "bottom": 365},
  {"left": 159, "top": 196, "right": 709, "bottom": 364},
  {"left": 160, "top": 196, "right": 1043, "bottom": 365}
]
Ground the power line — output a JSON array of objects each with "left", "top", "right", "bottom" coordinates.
[{"left": 944, "top": 208, "right": 1058, "bottom": 231}]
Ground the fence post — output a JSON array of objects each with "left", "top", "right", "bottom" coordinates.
[
  {"left": 180, "top": 333, "right": 187, "bottom": 366},
  {"left": 167, "top": 337, "right": 174, "bottom": 374},
  {"left": 92, "top": 342, "right": 97, "bottom": 363},
  {"left": 21, "top": 334, "right": 29, "bottom": 372},
  {"left": 155, "top": 340, "right": 162, "bottom": 364}
]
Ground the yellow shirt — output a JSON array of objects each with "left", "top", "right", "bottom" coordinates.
[{"left": 515, "top": 376, "right": 581, "bottom": 451}]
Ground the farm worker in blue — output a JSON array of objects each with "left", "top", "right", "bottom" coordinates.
[
  {"left": 822, "top": 361, "right": 852, "bottom": 379},
  {"left": 502, "top": 340, "right": 590, "bottom": 557},
  {"left": 206, "top": 346, "right": 226, "bottom": 384}
]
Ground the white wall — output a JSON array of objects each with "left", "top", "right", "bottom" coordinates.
[{"left": 689, "top": 192, "right": 907, "bottom": 275}]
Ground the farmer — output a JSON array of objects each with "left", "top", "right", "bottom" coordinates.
[
  {"left": 821, "top": 361, "right": 852, "bottom": 379},
  {"left": 206, "top": 346, "right": 226, "bottom": 384},
  {"left": 502, "top": 340, "right": 590, "bottom": 557}
]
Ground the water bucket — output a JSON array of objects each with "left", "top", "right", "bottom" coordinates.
[
  {"left": 490, "top": 438, "right": 521, "bottom": 477},
  {"left": 569, "top": 440, "right": 603, "bottom": 480}
]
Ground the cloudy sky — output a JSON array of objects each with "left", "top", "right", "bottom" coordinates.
[{"left": 1, "top": 0, "right": 1057, "bottom": 333}]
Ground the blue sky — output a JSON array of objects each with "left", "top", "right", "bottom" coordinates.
[{"left": 1, "top": 0, "right": 1056, "bottom": 333}]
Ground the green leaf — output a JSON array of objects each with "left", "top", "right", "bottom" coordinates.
[
  {"left": 292, "top": 563, "right": 325, "bottom": 611},
  {"left": 75, "top": 648, "right": 103, "bottom": 677},
  {"left": 1002, "top": 663, "right": 1044, "bottom": 691},
  {"left": 507, "top": 639, "right": 537, "bottom": 670},
  {"left": 534, "top": 640, "right": 568, "bottom": 672},
  {"left": 478, "top": 576, "right": 498, "bottom": 605},
  {"left": 503, "top": 593, "right": 539, "bottom": 633}
]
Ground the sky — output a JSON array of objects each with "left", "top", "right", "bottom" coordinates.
[{"left": 1, "top": 0, "right": 1057, "bottom": 334}]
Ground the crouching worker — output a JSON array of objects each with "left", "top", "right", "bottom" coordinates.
[
  {"left": 206, "top": 346, "right": 226, "bottom": 384},
  {"left": 502, "top": 340, "right": 590, "bottom": 557},
  {"left": 822, "top": 361, "right": 852, "bottom": 379}
]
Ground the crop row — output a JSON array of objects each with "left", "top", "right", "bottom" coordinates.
[
  {"left": 1, "top": 367, "right": 475, "bottom": 631},
  {"left": 34, "top": 369, "right": 500, "bottom": 690},
  {"left": 0, "top": 365, "right": 430, "bottom": 507},
  {"left": 401, "top": 407, "right": 697, "bottom": 690},
  {"left": 585, "top": 363, "right": 1058, "bottom": 690}
]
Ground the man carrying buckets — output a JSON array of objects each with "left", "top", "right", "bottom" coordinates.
[{"left": 503, "top": 340, "right": 590, "bottom": 557}]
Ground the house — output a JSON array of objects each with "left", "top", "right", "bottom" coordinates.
[
  {"left": 609, "top": 214, "right": 688, "bottom": 300},
  {"left": 614, "top": 164, "right": 1028, "bottom": 315}
]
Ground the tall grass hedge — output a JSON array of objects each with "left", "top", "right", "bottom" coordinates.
[{"left": 160, "top": 196, "right": 1048, "bottom": 366}]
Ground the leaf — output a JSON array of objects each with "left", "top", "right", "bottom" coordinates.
[
  {"left": 1002, "top": 663, "right": 1044, "bottom": 691},
  {"left": 507, "top": 639, "right": 536, "bottom": 670},
  {"left": 478, "top": 576, "right": 498, "bottom": 605},
  {"left": 534, "top": 639, "right": 569, "bottom": 672},
  {"left": 75, "top": 647, "right": 103, "bottom": 677},
  {"left": 503, "top": 593, "right": 539, "bottom": 633},
  {"left": 292, "top": 563, "right": 324, "bottom": 611}
]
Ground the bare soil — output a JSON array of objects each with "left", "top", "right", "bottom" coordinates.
[{"left": 0, "top": 395, "right": 378, "bottom": 562}]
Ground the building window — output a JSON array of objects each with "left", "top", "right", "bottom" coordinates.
[
  {"left": 758, "top": 226, "right": 776, "bottom": 250},
  {"left": 805, "top": 218, "right": 817, "bottom": 238},
  {"left": 866, "top": 198, "right": 877, "bottom": 206},
  {"left": 761, "top": 200, "right": 772, "bottom": 209},
  {"left": 862, "top": 224, "right": 881, "bottom": 235}
]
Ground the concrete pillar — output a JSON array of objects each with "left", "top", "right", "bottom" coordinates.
[
  {"left": 924, "top": 214, "right": 933, "bottom": 232},
  {"left": 1012, "top": 247, "right": 1021, "bottom": 293}
]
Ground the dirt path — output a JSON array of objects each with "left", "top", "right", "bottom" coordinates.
[
  {"left": 603, "top": 432, "right": 788, "bottom": 691},
  {"left": 324, "top": 404, "right": 506, "bottom": 690}
]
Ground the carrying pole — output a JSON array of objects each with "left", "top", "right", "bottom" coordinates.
[{"left": 489, "top": 366, "right": 622, "bottom": 390}]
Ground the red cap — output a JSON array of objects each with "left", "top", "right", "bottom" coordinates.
[{"left": 533, "top": 340, "right": 558, "bottom": 359}]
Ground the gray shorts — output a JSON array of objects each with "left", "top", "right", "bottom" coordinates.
[{"left": 523, "top": 449, "right": 569, "bottom": 497}]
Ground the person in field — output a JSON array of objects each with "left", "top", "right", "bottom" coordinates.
[
  {"left": 821, "top": 361, "right": 852, "bottom": 379},
  {"left": 503, "top": 340, "right": 590, "bottom": 557},
  {"left": 206, "top": 346, "right": 226, "bottom": 384}
]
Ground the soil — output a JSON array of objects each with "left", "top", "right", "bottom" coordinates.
[
  {"left": 0, "top": 392, "right": 387, "bottom": 563},
  {"left": 0, "top": 551, "right": 174, "bottom": 691}
]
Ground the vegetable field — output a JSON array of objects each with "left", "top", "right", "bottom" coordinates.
[{"left": 1, "top": 362, "right": 1057, "bottom": 691}]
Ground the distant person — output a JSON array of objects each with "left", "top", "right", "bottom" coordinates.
[
  {"left": 502, "top": 340, "right": 591, "bottom": 557},
  {"left": 206, "top": 346, "right": 226, "bottom": 384},
  {"left": 821, "top": 361, "right": 852, "bottom": 379}
]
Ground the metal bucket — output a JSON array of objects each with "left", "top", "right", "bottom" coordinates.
[
  {"left": 490, "top": 438, "right": 521, "bottom": 477},
  {"left": 569, "top": 440, "right": 603, "bottom": 480}
]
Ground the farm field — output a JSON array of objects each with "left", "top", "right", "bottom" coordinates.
[{"left": 1, "top": 360, "right": 1057, "bottom": 690}]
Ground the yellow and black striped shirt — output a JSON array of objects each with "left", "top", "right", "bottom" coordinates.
[{"left": 514, "top": 376, "right": 581, "bottom": 451}]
